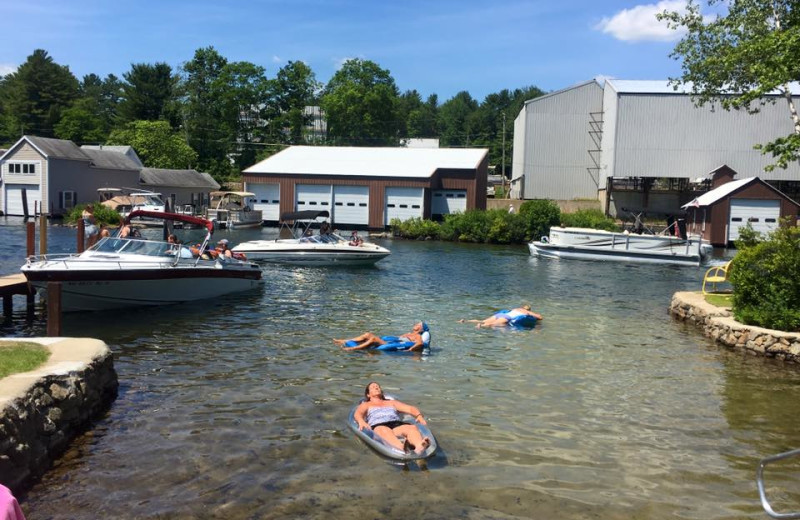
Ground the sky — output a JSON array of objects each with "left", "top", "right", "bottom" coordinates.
[{"left": 0, "top": 0, "right": 696, "bottom": 102}]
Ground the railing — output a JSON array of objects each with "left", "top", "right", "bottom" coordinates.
[{"left": 757, "top": 448, "right": 800, "bottom": 519}]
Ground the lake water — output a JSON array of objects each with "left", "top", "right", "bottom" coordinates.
[{"left": 3, "top": 218, "right": 800, "bottom": 519}]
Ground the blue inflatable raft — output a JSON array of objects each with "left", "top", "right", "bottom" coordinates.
[
  {"left": 494, "top": 310, "right": 538, "bottom": 329},
  {"left": 344, "top": 323, "right": 431, "bottom": 351}
]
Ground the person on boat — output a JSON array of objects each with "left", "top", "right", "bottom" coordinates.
[
  {"left": 334, "top": 322, "right": 428, "bottom": 351},
  {"left": 459, "top": 305, "right": 543, "bottom": 328},
  {"left": 82, "top": 205, "right": 99, "bottom": 247},
  {"left": 354, "top": 382, "right": 431, "bottom": 455},
  {"left": 214, "top": 238, "right": 233, "bottom": 259},
  {"left": 167, "top": 234, "right": 193, "bottom": 258},
  {"left": 348, "top": 231, "right": 363, "bottom": 247},
  {"left": 319, "top": 222, "right": 332, "bottom": 235},
  {"left": 118, "top": 219, "right": 141, "bottom": 238}
]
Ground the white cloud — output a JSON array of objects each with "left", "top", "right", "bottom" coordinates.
[
  {"left": 0, "top": 64, "right": 17, "bottom": 77},
  {"left": 272, "top": 55, "right": 282, "bottom": 64},
  {"left": 595, "top": 0, "right": 686, "bottom": 42}
]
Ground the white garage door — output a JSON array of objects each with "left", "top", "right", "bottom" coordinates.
[
  {"left": 296, "top": 184, "right": 332, "bottom": 213},
  {"left": 248, "top": 183, "right": 280, "bottom": 221},
  {"left": 728, "top": 199, "right": 781, "bottom": 241},
  {"left": 333, "top": 185, "right": 369, "bottom": 225},
  {"left": 385, "top": 187, "right": 424, "bottom": 225},
  {"left": 5, "top": 184, "right": 41, "bottom": 216},
  {"left": 432, "top": 189, "right": 467, "bottom": 216}
]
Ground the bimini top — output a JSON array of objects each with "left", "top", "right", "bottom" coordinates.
[
  {"left": 280, "top": 210, "right": 330, "bottom": 222},
  {"left": 244, "top": 145, "right": 489, "bottom": 178},
  {"left": 125, "top": 210, "right": 214, "bottom": 233}
]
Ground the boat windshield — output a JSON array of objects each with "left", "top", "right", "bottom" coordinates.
[
  {"left": 92, "top": 237, "right": 175, "bottom": 257},
  {"left": 298, "top": 233, "right": 346, "bottom": 244}
]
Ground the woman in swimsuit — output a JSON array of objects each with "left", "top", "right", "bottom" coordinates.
[
  {"left": 354, "top": 382, "right": 431, "bottom": 454},
  {"left": 459, "top": 304, "right": 543, "bottom": 328}
]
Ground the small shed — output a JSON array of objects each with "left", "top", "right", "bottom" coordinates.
[{"left": 682, "top": 167, "right": 799, "bottom": 246}]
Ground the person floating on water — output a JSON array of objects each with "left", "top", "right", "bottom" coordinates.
[
  {"left": 334, "top": 322, "right": 429, "bottom": 351},
  {"left": 459, "top": 305, "right": 542, "bottom": 328},
  {"left": 354, "top": 381, "right": 431, "bottom": 454}
]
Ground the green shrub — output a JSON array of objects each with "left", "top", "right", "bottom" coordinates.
[
  {"left": 729, "top": 223, "right": 800, "bottom": 331},
  {"left": 65, "top": 203, "right": 121, "bottom": 227},
  {"left": 390, "top": 217, "right": 441, "bottom": 240},
  {"left": 518, "top": 200, "right": 561, "bottom": 242},
  {"left": 560, "top": 209, "right": 620, "bottom": 232}
]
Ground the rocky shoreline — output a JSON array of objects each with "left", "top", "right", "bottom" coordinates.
[
  {"left": 0, "top": 338, "right": 117, "bottom": 494},
  {"left": 669, "top": 291, "right": 800, "bottom": 362}
]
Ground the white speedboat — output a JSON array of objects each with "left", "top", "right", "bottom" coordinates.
[
  {"left": 529, "top": 226, "right": 713, "bottom": 266},
  {"left": 232, "top": 210, "right": 391, "bottom": 266},
  {"left": 21, "top": 211, "right": 262, "bottom": 312},
  {"left": 100, "top": 188, "right": 167, "bottom": 227},
  {"left": 206, "top": 191, "right": 263, "bottom": 229}
]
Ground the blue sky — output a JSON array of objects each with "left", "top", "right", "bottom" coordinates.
[{"left": 0, "top": 0, "right": 693, "bottom": 102}]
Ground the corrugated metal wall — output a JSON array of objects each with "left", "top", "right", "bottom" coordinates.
[
  {"left": 516, "top": 81, "right": 604, "bottom": 200},
  {"left": 606, "top": 90, "right": 800, "bottom": 181}
]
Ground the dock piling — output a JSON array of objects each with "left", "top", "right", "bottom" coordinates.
[{"left": 46, "top": 282, "right": 62, "bottom": 337}]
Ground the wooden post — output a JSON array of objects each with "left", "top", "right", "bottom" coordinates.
[
  {"left": 2, "top": 296, "right": 11, "bottom": 318},
  {"left": 26, "top": 222, "right": 35, "bottom": 258},
  {"left": 46, "top": 282, "right": 62, "bottom": 337},
  {"left": 39, "top": 214, "right": 47, "bottom": 255},
  {"left": 77, "top": 219, "right": 85, "bottom": 253}
]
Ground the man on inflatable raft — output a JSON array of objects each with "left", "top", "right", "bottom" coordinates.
[
  {"left": 459, "top": 304, "right": 542, "bottom": 329},
  {"left": 334, "top": 322, "right": 431, "bottom": 352}
]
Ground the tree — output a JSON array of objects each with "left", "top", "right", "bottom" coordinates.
[
  {"left": 118, "top": 63, "right": 178, "bottom": 124},
  {"left": 267, "top": 60, "right": 321, "bottom": 144},
  {"left": 80, "top": 73, "right": 124, "bottom": 132},
  {"left": 320, "top": 59, "right": 401, "bottom": 146},
  {"left": 659, "top": 0, "right": 800, "bottom": 170},
  {"left": 438, "top": 91, "right": 479, "bottom": 147},
  {"left": 0, "top": 49, "right": 79, "bottom": 138},
  {"left": 54, "top": 98, "right": 107, "bottom": 143},
  {"left": 107, "top": 120, "right": 197, "bottom": 169}
]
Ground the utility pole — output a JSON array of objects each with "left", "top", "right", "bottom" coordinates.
[{"left": 502, "top": 112, "right": 506, "bottom": 197}]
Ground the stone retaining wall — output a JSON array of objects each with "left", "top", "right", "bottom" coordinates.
[
  {"left": 669, "top": 291, "right": 800, "bottom": 362},
  {"left": 0, "top": 338, "right": 118, "bottom": 493}
]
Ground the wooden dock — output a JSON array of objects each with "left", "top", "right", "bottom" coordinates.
[{"left": 0, "top": 273, "right": 34, "bottom": 317}]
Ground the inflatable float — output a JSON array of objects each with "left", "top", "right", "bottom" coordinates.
[
  {"left": 344, "top": 323, "right": 431, "bottom": 351},
  {"left": 494, "top": 310, "right": 538, "bottom": 329},
  {"left": 347, "top": 396, "right": 438, "bottom": 461}
]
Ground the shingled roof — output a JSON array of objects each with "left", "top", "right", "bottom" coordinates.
[{"left": 139, "top": 168, "right": 220, "bottom": 189}]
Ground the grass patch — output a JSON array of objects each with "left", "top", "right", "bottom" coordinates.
[
  {"left": 705, "top": 293, "right": 733, "bottom": 308},
  {"left": 0, "top": 341, "right": 50, "bottom": 379}
]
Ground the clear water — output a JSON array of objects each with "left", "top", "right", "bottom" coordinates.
[{"left": 3, "top": 218, "right": 800, "bottom": 519}]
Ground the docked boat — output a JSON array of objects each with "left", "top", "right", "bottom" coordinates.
[
  {"left": 206, "top": 191, "right": 263, "bottom": 229},
  {"left": 529, "top": 226, "right": 713, "bottom": 266},
  {"left": 21, "top": 210, "right": 262, "bottom": 312},
  {"left": 232, "top": 210, "right": 391, "bottom": 266},
  {"left": 100, "top": 188, "right": 167, "bottom": 226}
]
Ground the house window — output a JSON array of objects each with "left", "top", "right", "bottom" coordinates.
[
  {"left": 61, "top": 191, "right": 77, "bottom": 210},
  {"left": 8, "top": 162, "right": 37, "bottom": 175}
]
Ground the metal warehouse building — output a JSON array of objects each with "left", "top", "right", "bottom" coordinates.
[
  {"left": 242, "top": 146, "right": 488, "bottom": 229},
  {"left": 511, "top": 79, "right": 800, "bottom": 218}
]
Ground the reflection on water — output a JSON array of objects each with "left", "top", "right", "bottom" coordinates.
[{"left": 3, "top": 219, "right": 800, "bottom": 519}]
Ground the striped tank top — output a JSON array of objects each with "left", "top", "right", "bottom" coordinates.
[{"left": 366, "top": 406, "right": 401, "bottom": 427}]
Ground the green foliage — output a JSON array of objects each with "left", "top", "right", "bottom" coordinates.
[
  {"left": 560, "top": 209, "right": 620, "bottom": 231},
  {"left": 54, "top": 98, "right": 107, "bottom": 143},
  {"left": 729, "top": 224, "right": 800, "bottom": 331},
  {"left": 268, "top": 61, "right": 321, "bottom": 144},
  {"left": 0, "top": 49, "right": 79, "bottom": 138},
  {"left": 390, "top": 217, "right": 441, "bottom": 240},
  {"left": 0, "top": 341, "right": 50, "bottom": 379},
  {"left": 65, "top": 203, "right": 121, "bottom": 227},
  {"left": 518, "top": 200, "right": 561, "bottom": 242},
  {"left": 733, "top": 222, "right": 763, "bottom": 249},
  {"left": 118, "top": 62, "right": 177, "bottom": 124},
  {"left": 659, "top": 0, "right": 800, "bottom": 171},
  {"left": 107, "top": 120, "right": 198, "bottom": 169},
  {"left": 320, "top": 59, "right": 401, "bottom": 145}
]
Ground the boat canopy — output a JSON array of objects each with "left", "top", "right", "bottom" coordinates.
[
  {"left": 280, "top": 210, "right": 330, "bottom": 222},
  {"left": 125, "top": 210, "right": 214, "bottom": 233},
  {"left": 210, "top": 191, "right": 256, "bottom": 198}
]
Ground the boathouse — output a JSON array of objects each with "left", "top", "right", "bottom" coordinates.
[
  {"left": 511, "top": 79, "right": 800, "bottom": 218},
  {"left": 242, "top": 146, "right": 489, "bottom": 229},
  {"left": 681, "top": 166, "right": 800, "bottom": 246}
]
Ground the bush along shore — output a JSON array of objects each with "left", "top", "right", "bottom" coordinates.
[{"left": 390, "top": 201, "right": 619, "bottom": 244}]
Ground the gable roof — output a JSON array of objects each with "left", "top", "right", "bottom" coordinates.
[
  {"left": 25, "top": 135, "right": 88, "bottom": 160},
  {"left": 0, "top": 136, "right": 140, "bottom": 171},
  {"left": 606, "top": 79, "right": 800, "bottom": 96},
  {"left": 682, "top": 176, "right": 800, "bottom": 208},
  {"left": 140, "top": 168, "right": 220, "bottom": 189},
  {"left": 81, "top": 145, "right": 143, "bottom": 167},
  {"left": 244, "top": 145, "right": 489, "bottom": 178}
]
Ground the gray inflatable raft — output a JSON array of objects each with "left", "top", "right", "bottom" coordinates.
[{"left": 347, "top": 397, "right": 437, "bottom": 461}]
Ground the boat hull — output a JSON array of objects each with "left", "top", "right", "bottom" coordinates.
[
  {"left": 528, "top": 242, "right": 704, "bottom": 266},
  {"left": 233, "top": 240, "right": 390, "bottom": 266}
]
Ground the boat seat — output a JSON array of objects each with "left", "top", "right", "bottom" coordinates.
[{"left": 702, "top": 260, "right": 732, "bottom": 295}]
